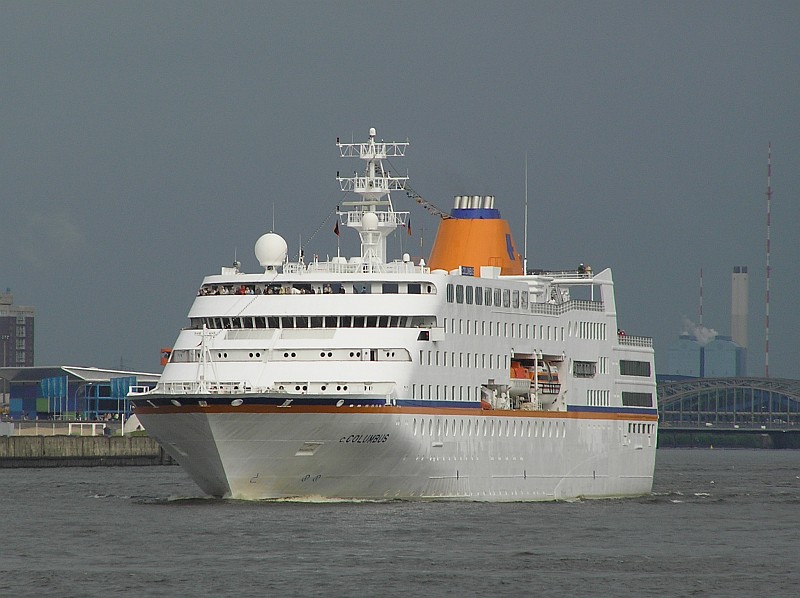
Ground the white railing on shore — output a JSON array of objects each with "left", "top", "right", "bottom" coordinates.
[{"left": 7, "top": 421, "right": 113, "bottom": 437}]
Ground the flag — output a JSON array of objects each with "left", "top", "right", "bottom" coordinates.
[
  {"left": 407, "top": 218, "right": 412, "bottom": 236},
  {"left": 334, "top": 220, "right": 340, "bottom": 236}
]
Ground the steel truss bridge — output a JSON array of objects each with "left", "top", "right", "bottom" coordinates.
[{"left": 658, "top": 377, "right": 800, "bottom": 430}]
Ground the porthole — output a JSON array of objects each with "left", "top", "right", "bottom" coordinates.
[
  {"left": 327, "top": 352, "right": 332, "bottom": 357},
  {"left": 302, "top": 385, "right": 308, "bottom": 391},
  {"left": 349, "top": 352, "right": 355, "bottom": 357},
  {"left": 231, "top": 399, "right": 243, "bottom": 407},
  {"left": 320, "top": 352, "right": 326, "bottom": 357},
  {"left": 336, "top": 399, "right": 345, "bottom": 407},
  {"left": 343, "top": 385, "right": 348, "bottom": 391},
  {"left": 256, "top": 352, "right": 261, "bottom": 357},
  {"left": 291, "top": 352, "right": 296, "bottom": 358},
  {"left": 321, "top": 385, "right": 327, "bottom": 391},
  {"left": 337, "top": 385, "right": 342, "bottom": 390},
  {"left": 249, "top": 353, "right": 254, "bottom": 358},
  {"left": 284, "top": 352, "right": 289, "bottom": 358},
  {"left": 295, "top": 385, "right": 301, "bottom": 391}
]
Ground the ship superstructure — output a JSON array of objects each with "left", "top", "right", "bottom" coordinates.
[{"left": 131, "top": 128, "right": 658, "bottom": 501}]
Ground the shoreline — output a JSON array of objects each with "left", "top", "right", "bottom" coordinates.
[{"left": 0, "top": 435, "right": 176, "bottom": 468}]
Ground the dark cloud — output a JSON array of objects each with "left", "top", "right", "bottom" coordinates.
[{"left": 1, "top": 1, "right": 798, "bottom": 377}]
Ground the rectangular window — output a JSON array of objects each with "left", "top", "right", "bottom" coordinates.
[
  {"left": 456, "top": 285, "right": 464, "bottom": 304},
  {"left": 382, "top": 283, "right": 399, "bottom": 294},
  {"left": 446, "top": 284, "right": 454, "bottom": 303},
  {"left": 621, "top": 392, "right": 653, "bottom": 407},
  {"left": 295, "top": 316, "right": 309, "bottom": 328},
  {"left": 485, "top": 287, "right": 493, "bottom": 306},
  {"left": 502, "top": 289, "right": 510, "bottom": 308},
  {"left": 512, "top": 290, "right": 519, "bottom": 308},
  {"left": 573, "top": 361, "right": 597, "bottom": 378},
  {"left": 521, "top": 291, "right": 528, "bottom": 309},
  {"left": 620, "top": 360, "right": 651, "bottom": 377},
  {"left": 407, "top": 283, "right": 421, "bottom": 294},
  {"left": 379, "top": 316, "right": 389, "bottom": 327},
  {"left": 267, "top": 316, "right": 278, "bottom": 328},
  {"left": 494, "top": 288, "right": 502, "bottom": 307},
  {"left": 366, "top": 316, "right": 378, "bottom": 327},
  {"left": 311, "top": 316, "right": 323, "bottom": 328},
  {"left": 281, "top": 316, "right": 294, "bottom": 328},
  {"left": 353, "top": 316, "right": 365, "bottom": 327},
  {"left": 466, "top": 286, "right": 473, "bottom": 305},
  {"left": 340, "top": 316, "right": 352, "bottom": 327},
  {"left": 324, "top": 316, "right": 337, "bottom": 327},
  {"left": 475, "top": 286, "right": 483, "bottom": 305}
]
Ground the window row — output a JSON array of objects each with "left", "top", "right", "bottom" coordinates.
[
  {"left": 191, "top": 315, "right": 437, "bottom": 330},
  {"left": 446, "top": 284, "right": 529, "bottom": 310},
  {"left": 627, "top": 422, "right": 655, "bottom": 435},
  {"left": 587, "top": 389, "right": 610, "bottom": 406},
  {"left": 412, "top": 416, "right": 566, "bottom": 439},
  {"left": 419, "top": 350, "right": 509, "bottom": 370},
  {"left": 199, "top": 281, "right": 435, "bottom": 296}
]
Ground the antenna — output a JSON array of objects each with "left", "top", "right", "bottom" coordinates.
[
  {"left": 524, "top": 152, "right": 529, "bottom": 275},
  {"left": 765, "top": 142, "right": 772, "bottom": 378}
]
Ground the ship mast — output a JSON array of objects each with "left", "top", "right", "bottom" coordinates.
[{"left": 336, "top": 128, "right": 409, "bottom": 271}]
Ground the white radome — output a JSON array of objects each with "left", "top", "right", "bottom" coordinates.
[
  {"left": 361, "top": 212, "right": 379, "bottom": 230},
  {"left": 254, "top": 233, "right": 288, "bottom": 269}
]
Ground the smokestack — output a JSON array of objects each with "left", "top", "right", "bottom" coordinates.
[{"left": 731, "top": 266, "right": 748, "bottom": 349}]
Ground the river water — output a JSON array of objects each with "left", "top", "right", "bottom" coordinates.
[{"left": 1, "top": 449, "right": 798, "bottom": 597}]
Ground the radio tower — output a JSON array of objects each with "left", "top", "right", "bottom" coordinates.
[{"left": 765, "top": 142, "right": 772, "bottom": 378}]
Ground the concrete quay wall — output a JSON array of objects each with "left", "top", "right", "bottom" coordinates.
[{"left": 0, "top": 435, "right": 175, "bottom": 467}]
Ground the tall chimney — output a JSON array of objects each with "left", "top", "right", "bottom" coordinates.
[{"left": 731, "top": 266, "right": 748, "bottom": 349}]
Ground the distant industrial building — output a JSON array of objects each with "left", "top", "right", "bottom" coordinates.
[{"left": 666, "top": 267, "right": 748, "bottom": 378}]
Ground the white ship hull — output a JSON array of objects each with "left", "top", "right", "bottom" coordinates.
[
  {"left": 138, "top": 402, "right": 657, "bottom": 501},
  {"left": 133, "top": 127, "right": 659, "bottom": 502}
]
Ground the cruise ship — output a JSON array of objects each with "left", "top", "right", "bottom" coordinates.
[{"left": 131, "top": 128, "right": 658, "bottom": 501}]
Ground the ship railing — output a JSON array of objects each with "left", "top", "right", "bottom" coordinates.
[
  {"left": 343, "top": 210, "right": 407, "bottom": 226},
  {"left": 529, "top": 299, "right": 603, "bottom": 315},
  {"left": 128, "top": 385, "right": 152, "bottom": 395},
  {"left": 618, "top": 334, "right": 653, "bottom": 348},
  {"left": 339, "top": 176, "right": 407, "bottom": 193},
  {"left": 155, "top": 381, "right": 259, "bottom": 395},
  {"left": 285, "top": 260, "right": 429, "bottom": 275},
  {"left": 538, "top": 270, "right": 593, "bottom": 279},
  {"left": 535, "top": 382, "right": 561, "bottom": 395}
]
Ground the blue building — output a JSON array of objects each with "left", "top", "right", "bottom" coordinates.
[
  {"left": 667, "top": 335, "right": 703, "bottom": 377},
  {"left": 666, "top": 334, "right": 746, "bottom": 378},
  {"left": 0, "top": 366, "right": 159, "bottom": 421}
]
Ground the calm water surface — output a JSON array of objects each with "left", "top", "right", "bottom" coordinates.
[{"left": 1, "top": 449, "right": 798, "bottom": 597}]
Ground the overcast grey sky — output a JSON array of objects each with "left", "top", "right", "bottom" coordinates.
[{"left": 2, "top": 1, "right": 798, "bottom": 377}]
